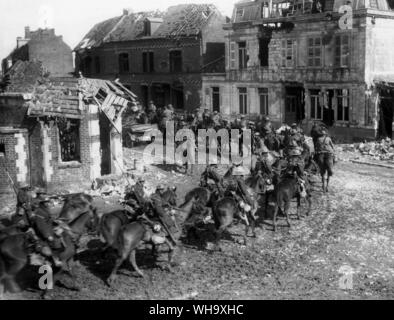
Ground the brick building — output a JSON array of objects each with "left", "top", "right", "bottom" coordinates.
[
  {"left": 0, "top": 61, "right": 136, "bottom": 193},
  {"left": 202, "top": 0, "right": 394, "bottom": 141},
  {"left": 1, "top": 27, "right": 74, "bottom": 77},
  {"left": 74, "top": 4, "right": 227, "bottom": 112}
]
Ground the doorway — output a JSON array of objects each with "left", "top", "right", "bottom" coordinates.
[
  {"left": 285, "top": 87, "right": 305, "bottom": 124},
  {"left": 378, "top": 88, "right": 394, "bottom": 138},
  {"left": 99, "top": 112, "right": 111, "bottom": 176}
]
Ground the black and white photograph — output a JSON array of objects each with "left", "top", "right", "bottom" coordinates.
[{"left": 0, "top": 0, "right": 393, "bottom": 303}]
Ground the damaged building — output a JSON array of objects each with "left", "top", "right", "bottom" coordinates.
[
  {"left": 0, "top": 61, "right": 137, "bottom": 193},
  {"left": 74, "top": 4, "right": 226, "bottom": 111},
  {"left": 202, "top": 0, "right": 394, "bottom": 140},
  {"left": 1, "top": 26, "right": 74, "bottom": 77}
]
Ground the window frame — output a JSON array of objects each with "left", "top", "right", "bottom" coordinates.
[
  {"left": 169, "top": 50, "right": 183, "bottom": 73},
  {"left": 309, "top": 90, "right": 323, "bottom": 120},
  {"left": 212, "top": 87, "right": 220, "bottom": 112},
  {"left": 238, "top": 87, "right": 248, "bottom": 114},
  {"left": 335, "top": 89, "right": 350, "bottom": 122},
  {"left": 334, "top": 34, "right": 350, "bottom": 68},
  {"left": 307, "top": 37, "right": 322, "bottom": 68},
  {"left": 238, "top": 42, "right": 248, "bottom": 70},
  {"left": 258, "top": 88, "right": 269, "bottom": 115},
  {"left": 281, "top": 39, "right": 295, "bottom": 68},
  {"left": 118, "top": 53, "right": 130, "bottom": 73},
  {"left": 143, "top": 51, "right": 154, "bottom": 73},
  {"left": 57, "top": 119, "right": 81, "bottom": 163}
]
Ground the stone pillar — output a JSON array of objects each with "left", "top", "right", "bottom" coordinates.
[
  {"left": 14, "top": 132, "right": 28, "bottom": 185},
  {"left": 40, "top": 122, "right": 53, "bottom": 184},
  {"left": 88, "top": 104, "right": 101, "bottom": 180},
  {"left": 110, "top": 127, "right": 123, "bottom": 175}
]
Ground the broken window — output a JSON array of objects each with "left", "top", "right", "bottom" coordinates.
[
  {"left": 310, "top": 90, "right": 323, "bottom": 120},
  {"left": 238, "top": 42, "right": 248, "bottom": 69},
  {"left": 258, "top": 88, "right": 269, "bottom": 115},
  {"left": 281, "top": 39, "right": 295, "bottom": 68},
  {"left": 259, "top": 38, "right": 269, "bottom": 67},
  {"left": 0, "top": 143, "right": 5, "bottom": 157},
  {"left": 94, "top": 56, "right": 101, "bottom": 74},
  {"left": 143, "top": 52, "right": 154, "bottom": 73},
  {"left": 212, "top": 87, "right": 220, "bottom": 112},
  {"left": 119, "top": 53, "right": 130, "bottom": 73},
  {"left": 239, "top": 87, "right": 248, "bottom": 114},
  {"left": 170, "top": 50, "right": 182, "bottom": 73},
  {"left": 308, "top": 37, "right": 322, "bottom": 67},
  {"left": 335, "top": 35, "right": 350, "bottom": 68},
  {"left": 58, "top": 119, "right": 81, "bottom": 162},
  {"left": 336, "top": 89, "right": 350, "bottom": 122}
]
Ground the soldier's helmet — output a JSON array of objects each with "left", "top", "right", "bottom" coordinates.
[
  {"left": 263, "top": 116, "right": 270, "bottom": 122},
  {"left": 291, "top": 123, "right": 298, "bottom": 128}
]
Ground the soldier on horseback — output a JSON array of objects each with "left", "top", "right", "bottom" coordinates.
[
  {"left": 148, "top": 184, "right": 178, "bottom": 245},
  {"left": 200, "top": 164, "right": 224, "bottom": 194},
  {"left": 124, "top": 177, "right": 147, "bottom": 214}
]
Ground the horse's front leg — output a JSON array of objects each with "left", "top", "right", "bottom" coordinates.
[
  {"left": 129, "top": 250, "right": 145, "bottom": 278},
  {"left": 321, "top": 174, "right": 326, "bottom": 192},
  {"left": 326, "top": 176, "right": 330, "bottom": 193}
]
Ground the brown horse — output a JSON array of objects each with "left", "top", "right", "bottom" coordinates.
[
  {"left": 58, "top": 193, "right": 96, "bottom": 222},
  {"left": 106, "top": 196, "right": 198, "bottom": 285},
  {"left": 0, "top": 209, "right": 96, "bottom": 295}
]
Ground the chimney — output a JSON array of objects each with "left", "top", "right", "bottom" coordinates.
[
  {"left": 123, "top": 8, "right": 133, "bottom": 16},
  {"left": 25, "top": 26, "right": 30, "bottom": 39}
]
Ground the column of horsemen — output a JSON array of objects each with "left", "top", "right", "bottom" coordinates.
[{"left": 0, "top": 106, "right": 336, "bottom": 294}]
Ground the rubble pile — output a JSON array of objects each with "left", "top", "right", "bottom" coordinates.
[{"left": 339, "top": 138, "right": 394, "bottom": 163}]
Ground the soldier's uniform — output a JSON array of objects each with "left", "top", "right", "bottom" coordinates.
[
  {"left": 125, "top": 178, "right": 147, "bottom": 212},
  {"left": 200, "top": 164, "right": 223, "bottom": 194},
  {"left": 149, "top": 186, "right": 178, "bottom": 242}
]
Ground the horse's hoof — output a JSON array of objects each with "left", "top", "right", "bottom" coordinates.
[{"left": 106, "top": 275, "right": 116, "bottom": 287}]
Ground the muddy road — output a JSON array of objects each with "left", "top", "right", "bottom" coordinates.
[{"left": 1, "top": 156, "right": 394, "bottom": 300}]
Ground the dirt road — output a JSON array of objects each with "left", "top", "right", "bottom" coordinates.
[{"left": 1, "top": 155, "right": 394, "bottom": 300}]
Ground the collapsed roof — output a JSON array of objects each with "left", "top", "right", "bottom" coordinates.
[{"left": 75, "top": 3, "right": 221, "bottom": 51}]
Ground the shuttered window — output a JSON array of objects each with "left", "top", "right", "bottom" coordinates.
[{"left": 229, "top": 42, "right": 236, "bottom": 69}]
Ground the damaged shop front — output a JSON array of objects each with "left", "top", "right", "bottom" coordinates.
[{"left": 0, "top": 74, "right": 137, "bottom": 193}]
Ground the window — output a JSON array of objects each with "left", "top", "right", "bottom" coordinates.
[
  {"left": 336, "top": 89, "right": 349, "bottom": 122},
  {"left": 258, "top": 88, "right": 269, "bottom": 115},
  {"left": 335, "top": 35, "right": 350, "bottom": 67},
  {"left": 94, "top": 56, "right": 101, "bottom": 74},
  {"left": 281, "top": 39, "right": 295, "bottom": 68},
  {"left": 144, "top": 20, "right": 151, "bottom": 36},
  {"left": 0, "top": 143, "right": 5, "bottom": 157},
  {"left": 259, "top": 38, "right": 269, "bottom": 67},
  {"left": 310, "top": 90, "right": 323, "bottom": 120},
  {"left": 239, "top": 87, "right": 248, "bottom": 114},
  {"left": 212, "top": 87, "right": 220, "bottom": 112},
  {"left": 238, "top": 42, "right": 248, "bottom": 69},
  {"left": 119, "top": 53, "right": 130, "bottom": 73},
  {"left": 170, "top": 50, "right": 182, "bottom": 72},
  {"left": 261, "top": 3, "right": 270, "bottom": 18},
  {"left": 308, "top": 38, "right": 322, "bottom": 67},
  {"left": 83, "top": 56, "right": 92, "bottom": 75},
  {"left": 229, "top": 42, "right": 236, "bottom": 69},
  {"left": 58, "top": 119, "right": 81, "bottom": 162},
  {"left": 143, "top": 52, "right": 154, "bottom": 72}
]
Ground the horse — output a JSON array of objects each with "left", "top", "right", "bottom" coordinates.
[
  {"left": 210, "top": 196, "right": 249, "bottom": 250},
  {"left": 316, "top": 152, "right": 334, "bottom": 192},
  {"left": 183, "top": 187, "right": 211, "bottom": 207},
  {"left": 0, "top": 209, "right": 96, "bottom": 295},
  {"left": 272, "top": 170, "right": 312, "bottom": 232},
  {"left": 106, "top": 196, "right": 198, "bottom": 285},
  {"left": 57, "top": 193, "right": 96, "bottom": 222}
]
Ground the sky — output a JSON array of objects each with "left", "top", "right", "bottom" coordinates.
[{"left": 0, "top": 0, "right": 238, "bottom": 68}]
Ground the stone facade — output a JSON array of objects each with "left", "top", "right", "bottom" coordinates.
[{"left": 202, "top": 1, "right": 394, "bottom": 141}]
